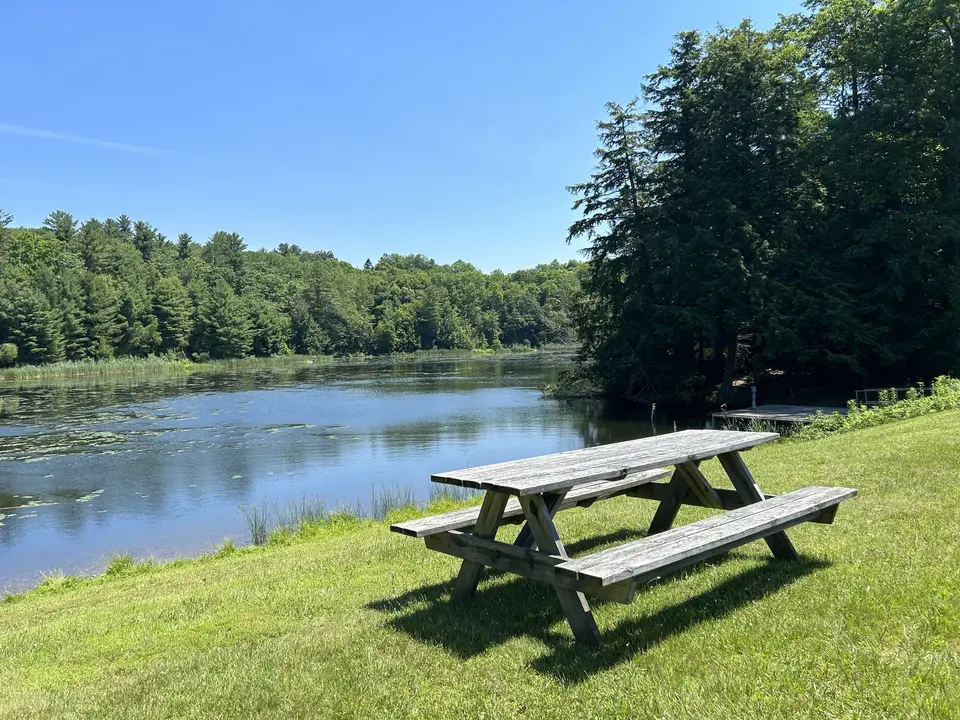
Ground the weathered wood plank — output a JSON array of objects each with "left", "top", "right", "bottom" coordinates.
[
  {"left": 424, "top": 531, "right": 631, "bottom": 603},
  {"left": 557, "top": 486, "right": 857, "bottom": 586},
  {"left": 564, "top": 486, "right": 834, "bottom": 578},
  {"left": 451, "top": 491, "right": 508, "bottom": 600},
  {"left": 391, "top": 468, "right": 670, "bottom": 538},
  {"left": 518, "top": 494, "right": 605, "bottom": 645},
  {"left": 718, "top": 450, "right": 799, "bottom": 561},
  {"left": 431, "top": 430, "right": 779, "bottom": 496}
]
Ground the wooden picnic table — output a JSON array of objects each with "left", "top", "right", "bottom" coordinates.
[{"left": 391, "top": 429, "right": 856, "bottom": 646}]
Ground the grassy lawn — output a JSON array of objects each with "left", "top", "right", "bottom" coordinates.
[{"left": 2, "top": 413, "right": 958, "bottom": 718}]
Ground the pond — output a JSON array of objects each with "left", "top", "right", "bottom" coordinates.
[{"left": 0, "top": 354, "right": 704, "bottom": 592}]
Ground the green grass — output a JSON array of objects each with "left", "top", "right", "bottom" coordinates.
[{"left": 2, "top": 413, "right": 959, "bottom": 718}]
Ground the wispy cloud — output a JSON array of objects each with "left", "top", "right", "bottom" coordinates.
[{"left": 0, "top": 123, "right": 173, "bottom": 156}]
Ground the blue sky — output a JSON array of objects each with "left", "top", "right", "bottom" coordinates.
[{"left": 2, "top": 0, "right": 801, "bottom": 271}]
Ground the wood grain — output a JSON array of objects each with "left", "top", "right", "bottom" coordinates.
[
  {"left": 431, "top": 430, "right": 779, "bottom": 496},
  {"left": 557, "top": 486, "right": 857, "bottom": 586},
  {"left": 391, "top": 468, "right": 670, "bottom": 537}
]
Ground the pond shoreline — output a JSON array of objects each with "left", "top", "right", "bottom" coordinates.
[{"left": 0, "top": 346, "right": 577, "bottom": 384}]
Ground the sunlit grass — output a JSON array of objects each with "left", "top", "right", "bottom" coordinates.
[{"left": 1, "top": 413, "right": 957, "bottom": 718}]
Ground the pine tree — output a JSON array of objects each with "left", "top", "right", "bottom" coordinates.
[
  {"left": 118, "top": 284, "right": 160, "bottom": 356},
  {"left": 133, "top": 220, "right": 157, "bottom": 261},
  {"left": 42, "top": 210, "right": 77, "bottom": 244},
  {"left": 195, "top": 280, "right": 252, "bottom": 359},
  {"left": 153, "top": 276, "right": 194, "bottom": 353},
  {"left": 203, "top": 231, "right": 246, "bottom": 292},
  {"left": 73, "top": 220, "right": 109, "bottom": 273},
  {"left": 176, "top": 233, "right": 193, "bottom": 260},
  {"left": 81, "top": 274, "right": 124, "bottom": 359},
  {"left": 246, "top": 297, "right": 289, "bottom": 356},
  {"left": 9, "top": 288, "right": 64, "bottom": 364}
]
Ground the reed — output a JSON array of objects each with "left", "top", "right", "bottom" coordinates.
[{"left": 239, "top": 504, "right": 270, "bottom": 546}]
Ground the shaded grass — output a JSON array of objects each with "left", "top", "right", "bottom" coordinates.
[{"left": 1, "top": 413, "right": 958, "bottom": 718}]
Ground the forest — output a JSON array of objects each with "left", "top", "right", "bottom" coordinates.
[
  {"left": 0, "top": 210, "right": 582, "bottom": 366},
  {"left": 569, "top": 0, "right": 960, "bottom": 404}
]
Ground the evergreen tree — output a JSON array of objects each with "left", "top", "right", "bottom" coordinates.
[
  {"left": 81, "top": 274, "right": 124, "bottom": 359},
  {"left": 118, "top": 284, "right": 160, "bottom": 356},
  {"left": 203, "top": 231, "right": 246, "bottom": 292},
  {"left": 153, "top": 276, "right": 194, "bottom": 353},
  {"left": 246, "top": 297, "right": 289, "bottom": 356},
  {"left": 9, "top": 287, "right": 64, "bottom": 364},
  {"left": 195, "top": 280, "right": 253, "bottom": 359},
  {"left": 42, "top": 210, "right": 77, "bottom": 244},
  {"left": 133, "top": 220, "right": 158, "bottom": 261},
  {"left": 177, "top": 233, "right": 193, "bottom": 260}
]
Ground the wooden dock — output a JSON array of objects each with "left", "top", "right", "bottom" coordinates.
[{"left": 711, "top": 404, "right": 848, "bottom": 427}]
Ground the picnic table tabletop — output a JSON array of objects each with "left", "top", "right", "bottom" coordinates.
[{"left": 431, "top": 429, "right": 779, "bottom": 496}]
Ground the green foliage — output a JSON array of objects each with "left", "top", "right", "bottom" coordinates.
[
  {"left": 152, "top": 276, "right": 194, "bottom": 353},
  {"left": 571, "top": 2, "right": 960, "bottom": 404},
  {"left": 6, "top": 287, "right": 64, "bottom": 365},
  {"left": 0, "top": 343, "right": 17, "bottom": 367},
  {"left": 0, "top": 215, "right": 580, "bottom": 367},
  {"left": 194, "top": 281, "right": 253, "bottom": 359},
  {"left": 796, "top": 376, "right": 960, "bottom": 440}
]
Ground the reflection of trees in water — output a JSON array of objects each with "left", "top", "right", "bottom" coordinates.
[
  {"left": 564, "top": 399, "right": 706, "bottom": 448},
  {"left": 0, "top": 355, "right": 568, "bottom": 427}
]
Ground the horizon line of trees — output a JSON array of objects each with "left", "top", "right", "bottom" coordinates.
[
  {"left": 569, "top": 0, "right": 960, "bottom": 405},
  {"left": 0, "top": 209, "right": 584, "bottom": 367}
]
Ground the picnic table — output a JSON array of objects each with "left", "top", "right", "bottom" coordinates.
[{"left": 391, "top": 429, "right": 856, "bottom": 646}]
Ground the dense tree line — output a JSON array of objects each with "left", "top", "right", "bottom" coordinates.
[
  {"left": 0, "top": 210, "right": 582, "bottom": 366},
  {"left": 569, "top": 0, "right": 960, "bottom": 404}
]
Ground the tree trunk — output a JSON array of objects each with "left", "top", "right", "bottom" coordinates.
[
  {"left": 712, "top": 320, "right": 725, "bottom": 383},
  {"left": 719, "top": 331, "right": 739, "bottom": 405}
]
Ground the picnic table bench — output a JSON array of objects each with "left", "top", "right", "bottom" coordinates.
[{"left": 391, "top": 429, "right": 857, "bottom": 646}]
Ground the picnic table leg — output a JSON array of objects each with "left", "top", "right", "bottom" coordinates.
[
  {"left": 513, "top": 491, "right": 567, "bottom": 549},
  {"left": 452, "top": 490, "right": 509, "bottom": 600},
  {"left": 518, "top": 494, "right": 604, "bottom": 646},
  {"left": 647, "top": 465, "right": 692, "bottom": 534},
  {"left": 718, "top": 451, "right": 800, "bottom": 561}
]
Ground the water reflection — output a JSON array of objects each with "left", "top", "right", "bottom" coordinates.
[{"left": 0, "top": 355, "right": 700, "bottom": 591}]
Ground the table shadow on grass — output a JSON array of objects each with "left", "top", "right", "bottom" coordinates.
[{"left": 369, "top": 538, "right": 828, "bottom": 682}]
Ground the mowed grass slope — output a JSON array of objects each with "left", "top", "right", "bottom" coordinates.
[{"left": 2, "top": 414, "right": 959, "bottom": 719}]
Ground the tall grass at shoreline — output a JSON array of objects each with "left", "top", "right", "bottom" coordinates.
[
  {"left": 0, "top": 345, "right": 565, "bottom": 383},
  {"left": 237, "top": 485, "right": 479, "bottom": 546}
]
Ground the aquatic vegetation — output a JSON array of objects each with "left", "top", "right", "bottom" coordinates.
[
  {"left": 370, "top": 484, "right": 415, "bottom": 521},
  {"left": 428, "top": 484, "right": 481, "bottom": 505},
  {"left": 74, "top": 489, "right": 104, "bottom": 503},
  {"left": 240, "top": 504, "right": 270, "bottom": 546}
]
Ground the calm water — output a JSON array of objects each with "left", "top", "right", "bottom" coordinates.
[{"left": 0, "top": 355, "right": 700, "bottom": 592}]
